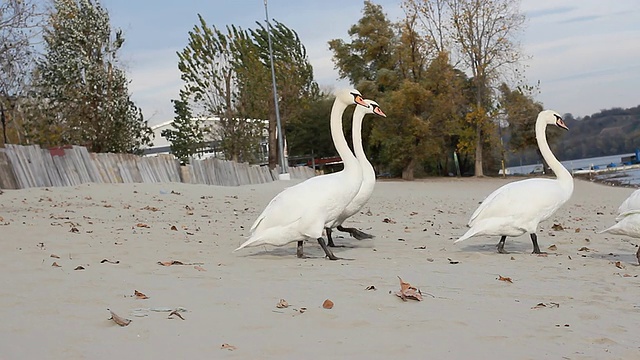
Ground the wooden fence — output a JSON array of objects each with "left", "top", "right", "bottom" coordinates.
[{"left": 0, "top": 144, "right": 315, "bottom": 189}]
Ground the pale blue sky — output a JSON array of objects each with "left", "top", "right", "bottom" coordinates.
[{"left": 102, "top": 0, "right": 640, "bottom": 125}]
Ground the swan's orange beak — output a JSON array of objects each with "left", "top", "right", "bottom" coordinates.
[
  {"left": 556, "top": 118, "right": 569, "bottom": 131},
  {"left": 353, "top": 94, "right": 369, "bottom": 108},
  {"left": 373, "top": 106, "right": 386, "bottom": 117}
]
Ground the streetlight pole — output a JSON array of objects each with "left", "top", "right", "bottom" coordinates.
[{"left": 263, "top": 0, "right": 289, "bottom": 180}]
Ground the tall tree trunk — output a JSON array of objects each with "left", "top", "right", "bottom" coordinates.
[
  {"left": 474, "top": 124, "right": 484, "bottom": 177},
  {"left": 402, "top": 158, "right": 415, "bottom": 180}
]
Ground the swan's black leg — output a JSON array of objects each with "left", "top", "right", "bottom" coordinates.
[
  {"left": 530, "top": 233, "right": 545, "bottom": 254},
  {"left": 496, "top": 236, "right": 508, "bottom": 254},
  {"left": 326, "top": 227, "right": 343, "bottom": 247},
  {"left": 317, "top": 237, "right": 340, "bottom": 260},
  {"left": 337, "top": 225, "right": 374, "bottom": 240},
  {"left": 296, "top": 240, "right": 304, "bottom": 258}
]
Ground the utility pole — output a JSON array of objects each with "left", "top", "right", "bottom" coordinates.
[
  {"left": 264, "top": 0, "right": 289, "bottom": 180},
  {"left": 0, "top": 103, "right": 6, "bottom": 144}
]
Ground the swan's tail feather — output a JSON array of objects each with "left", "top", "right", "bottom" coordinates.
[
  {"left": 597, "top": 223, "right": 623, "bottom": 235},
  {"left": 454, "top": 227, "right": 477, "bottom": 243},
  {"left": 234, "top": 225, "right": 302, "bottom": 252}
]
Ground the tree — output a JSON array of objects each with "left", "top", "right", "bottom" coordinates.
[
  {"left": 249, "top": 19, "right": 320, "bottom": 169},
  {"left": 0, "top": 0, "right": 44, "bottom": 145},
  {"left": 177, "top": 15, "right": 266, "bottom": 163},
  {"left": 25, "top": 0, "right": 152, "bottom": 154},
  {"left": 161, "top": 98, "right": 206, "bottom": 164},
  {"left": 404, "top": 0, "right": 527, "bottom": 176}
]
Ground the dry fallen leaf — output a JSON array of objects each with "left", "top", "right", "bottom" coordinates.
[
  {"left": 297, "top": 307, "right": 307, "bottom": 313},
  {"left": 168, "top": 309, "right": 185, "bottom": 320},
  {"left": 170, "top": 225, "right": 178, "bottom": 231},
  {"left": 395, "top": 276, "right": 423, "bottom": 301},
  {"left": 382, "top": 217, "right": 396, "bottom": 224},
  {"left": 221, "top": 343, "right": 236, "bottom": 351},
  {"left": 108, "top": 309, "right": 131, "bottom": 326},
  {"left": 322, "top": 299, "right": 334, "bottom": 309},
  {"left": 531, "top": 302, "right": 560, "bottom": 309},
  {"left": 447, "top": 258, "right": 459, "bottom": 264},
  {"left": 498, "top": 275, "right": 513, "bottom": 283},
  {"left": 575, "top": 228, "right": 581, "bottom": 233},
  {"left": 578, "top": 247, "right": 590, "bottom": 252},
  {"left": 365, "top": 285, "right": 376, "bottom": 291},
  {"left": 74, "top": 265, "right": 85, "bottom": 270},
  {"left": 276, "top": 299, "right": 289, "bottom": 308},
  {"left": 136, "top": 223, "right": 150, "bottom": 228},
  {"left": 134, "top": 290, "right": 149, "bottom": 299},
  {"left": 615, "top": 261, "right": 625, "bottom": 269},
  {"left": 547, "top": 244, "right": 557, "bottom": 251},
  {"left": 194, "top": 265, "right": 206, "bottom": 272},
  {"left": 50, "top": 254, "right": 60, "bottom": 259},
  {"left": 141, "top": 206, "right": 159, "bottom": 212},
  {"left": 551, "top": 223, "right": 564, "bottom": 231},
  {"left": 100, "top": 259, "right": 119, "bottom": 264},
  {"left": 158, "top": 260, "right": 185, "bottom": 266},
  {"left": 52, "top": 261, "right": 61, "bottom": 267}
]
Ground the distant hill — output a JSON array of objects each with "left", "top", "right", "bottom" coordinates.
[{"left": 506, "top": 105, "right": 640, "bottom": 166}]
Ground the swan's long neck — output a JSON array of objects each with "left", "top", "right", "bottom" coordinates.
[
  {"left": 351, "top": 109, "right": 366, "bottom": 161},
  {"left": 536, "top": 118, "right": 573, "bottom": 190},
  {"left": 331, "top": 101, "right": 359, "bottom": 171}
]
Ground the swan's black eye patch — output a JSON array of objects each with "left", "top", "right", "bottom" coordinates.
[{"left": 554, "top": 114, "right": 562, "bottom": 121}]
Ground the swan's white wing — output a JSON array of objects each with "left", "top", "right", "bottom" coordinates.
[
  {"left": 601, "top": 213, "right": 640, "bottom": 238},
  {"left": 468, "top": 178, "right": 566, "bottom": 228},
  {"left": 250, "top": 172, "right": 352, "bottom": 234},
  {"left": 617, "top": 188, "right": 640, "bottom": 214}
]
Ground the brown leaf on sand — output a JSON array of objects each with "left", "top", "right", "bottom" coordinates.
[
  {"left": 136, "top": 223, "right": 150, "bottom": 228},
  {"left": 382, "top": 217, "right": 396, "bottom": 224},
  {"left": 322, "top": 299, "right": 334, "bottom": 309},
  {"left": 74, "top": 265, "right": 85, "bottom": 270},
  {"left": 52, "top": 261, "right": 61, "bottom": 267},
  {"left": 547, "top": 244, "right": 557, "bottom": 251},
  {"left": 50, "top": 254, "right": 60, "bottom": 259},
  {"left": 134, "top": 290, "right": 149, "bottom": 299},
  {"left": 158, "top": 260, "right": 185, "bottom": 266},
  {"left": 498, "top": 275, "right": 513, "bottom": 283},
  {"left": 551, "top": 223, "right": 564, "bottom": 231},
  {"left": 100, "top": 259, "right": 120, "bottom": 264},
  {"left": 575, "top": 228, "right": 581, "bottom": 233},
  {"left": 194, "top": 265, "right": 206, "bottom": 271},
  {"left": 170, "top": 225, "right": 178, "bottom": 231},
  {"left": 365, "top": 285, "right": 377, "bottom": 291},
  {"left": 221, "top": 343, "right": 237, "bottom": 351},
  {"left": 578, "top": 246, "right": 590, "bottom": 252},
  {"left": 108, "top": 309, "right": 131, "bottom": 326},
  {"left": 531, "top": 302, "right": 560, "bottom": 309},
  {"left": 615, "top": 261, "right": 625, "bottom": 269},
  {"left": 168, "top": 309, "right": 185, "bottom": 320},
  {"left": 276, "top": 299, "right": 289, "bottom": 308},
  {"left": 395, "top": 276, "right": 423, "bottom": 301}
]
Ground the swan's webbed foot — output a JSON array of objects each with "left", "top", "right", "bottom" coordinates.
[
  {"left": 496, "top": 236, "right": 509, "bottom": 254},
  {"left": 530, "top": 233, "right": 546, "bottom": 254},
  {"left": 317, "top": 237, "right": 347, "bottom": 260},
  {"left": 337, "top": 225, "right": 374, "bottom": 240},
  {"left": 326, "top": 228, "right": 345, "bottom": 248}
]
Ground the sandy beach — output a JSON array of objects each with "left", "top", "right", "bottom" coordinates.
[{"left": 1, "top": 177, "right": 639, "bottom": 359}]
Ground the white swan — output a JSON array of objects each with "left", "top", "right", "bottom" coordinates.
[
  {"left": 234, "top": 89, "right": 369, "bottom": 260},
  {"left": 599, "top": 188, "right": 640, "bottom": 264},
  {"left": 455, "top": 110, "right": 574, "bottom": 254},
  {"left": 326, "top": 99, "right": 386, "bottom": 247}
]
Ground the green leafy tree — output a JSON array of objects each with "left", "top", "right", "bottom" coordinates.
[
  {"left": 248, "top": 19, "right": 320, "bottom": 169},
  {"left": 25, "top": 0, "right": 152, "bottom": 154},
  {"left": 0, "top": 0, "right": 44, "bottom": 145},
  {"left": 177, "top": 15, "right": 263, "bottom": 162},
  {"left": 161, "top": 98, "right": 206, "bottom": 164},
  {"left": 403, "top": 0, "right": 527, "bottom": 176}
]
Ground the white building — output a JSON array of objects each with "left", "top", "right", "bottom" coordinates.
[{"left": 144, "top": 117, "right": 270, "bottom": 163}]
